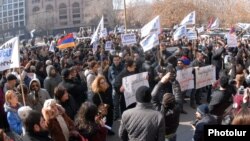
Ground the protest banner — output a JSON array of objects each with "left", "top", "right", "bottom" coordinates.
[
  {"left": 195, "top": 65, "right": 216, "bottom": 89},
  {"left": 122, "top": 72, "right": 149, "bottom": 107},
  {"left": 227, "top": 34, "right": 237, "bottom": 47},
  {"left": 140, "top": 33, "right": 159, "bottom": 52},
  {"left": 180, "top": 11, "right": 196, "bottom": 25},
  {"left": 105, "top": 41, "right": 112, "bottom": 51},
  {"left": 91, "top": 16, "right": 104, "bottom": 45},
  {"left": 187, "top": 29, "right": 198, "bottom": 40},
  {"left": 173, "top": 25, "right": 187, "bottom": 41},
  {"left": 121, "top": 33, "right": 137, "bottom": 46},
  {"left": 210, "top": 18, "right": 220, "bottom": 30},
  {"left": 197, "top": 26, "right": 204, "bottom": 33},
  {"left": 0, "top": 37, "right": 20, "bottom": 71},
  {"left": 141, "top": 16, "right": 161, "bottom": 38},
  {"left": 176, "top": 67, "right": 194, "bottom": 91}
]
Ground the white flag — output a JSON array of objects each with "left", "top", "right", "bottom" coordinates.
[
  {"left": 30, "top": 29, "right": 36, "bottom": 38},
  {"left": 187, "top": 29, "right": 197, "bottom": 40},
  {"left": 0, "top": 37, "right": 20, "bottom": 71},
  {"left": 140, "top": 33, "right": 159, "bottom": 52},
  {"left": 197, "top": 26, "right": 204, "bottom": 33},
  {"left": 49, "top": 41, "right": 56, "bottom": 53},
  {"left": 180, "top": 11, "right": 195, "bottom": 25},
  {"left": 237, "top": 23, "right": 250, "bottom": 30},
  {"left": 173, "top": 25, "right": 187, "bottom": 41},
  {"left": 100, "top": 28, "right": 108, "bottom": 38},
  {"left": 141, "top": 16, "right": 161, "bottom": 38},
  {"left": 91, "top": 16, "right": 104, "bottom": 45},
  {"left": 210, "top": 18, "right": 219, "bottom": 30}
]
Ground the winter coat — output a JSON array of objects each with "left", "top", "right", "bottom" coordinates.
[
  {"left": 78, "top": 125, "right": 107, "bottom": 141},
  {"left": 86, "top": 70, "right": 96, "bottom": 93},
  {"left": 108, "top": 63, "right": 124, "bottom": 87},
  {"left": 28, "top": 78, "right": 51, "bottom": 112},
  {"left": 43, "top": 65, "right": 62, "bottom": 97},
  {"left": 119, "top": 103, "right": 165, "bottom": 141},
  {"left": 4, "top": 103, "right": 23, "bottom": 135},
  {"left": 57, "top": 95, "right": 78, "bottom": 120},
  {"left": 22, "top": 131, "right": 52, "bottom": 141}
]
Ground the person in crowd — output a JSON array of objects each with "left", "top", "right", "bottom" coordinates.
[
  {"left": 28, "top": 78, "right": 51, "bottom": 112},
  {"left": 22, "top": 110, "right": 51, "bottom": 141},
  {"left": 16, "top": 84, "right": 32, "bottom": 107},
  {"left": 54, "top": 85, "right": 78, "bottom": 120},
  {"left": 35, "top": 61, "right": 46, "bottom": 88},
  {"left": 0, "top": 128, "right": 16, "bottom": 141},
  {"left": 3, "top": 74, "right": 17, "bottom": 94},
  {"left": 91, "top": 75, "right": 114, "bottom": 135},
  {"left": 212, "top": 40, "right": 226, "bottom": 79},
  {"left": 108, "top": 55, "right": 124, "bottom": 120},
  {"left": 75, "top": 102, "right": 107, "bottom": 141},
  {"left": 4, "top": 90, "right": 23, "bottom": 135},
  {"left": 59, "top": 68, "right": 86, "bottom": 109},
  {"left": 192, "top": 104, "right": 217, "bottom": 141},
  {"left": 209, "top": 75, "right": 236, "bottom": 123},
  {"left": 86, "top": 61, "right": 99, "bottom": 101},
  {"left": 119, "top": 86, "right": 165, "bottom": 141},
  {"left": 42, "top": 99, "right": 80, "bottom": 141},
  {"left": 190, "top": 50, "right": 206, "bottom": 108},
  {"left": 114, "top": 57, "right": 139, "bottom": 113},
  {"left": 44, "top": 65, "right": 62, "bottom": 98},
  {"left": 152, "top": 65, "right": 184, "bottom": 114}
]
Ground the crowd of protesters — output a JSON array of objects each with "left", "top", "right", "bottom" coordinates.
[{"left": 0, "top": 27, "right": 250, "bottom": 141}]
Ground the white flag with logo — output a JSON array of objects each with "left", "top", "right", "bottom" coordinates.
[
  {"left": 141, "top": 16, "right": 161, "bottom": 38},
  {"left": 140, "top": 33, "right": 159, "bottom": 52},
  {"left": 0, "top": 37, "right": 20, "bottom": 71},
  {"left": 91, "top": 16, "right": 104, "bottom": 45},
  {"left": 100, "top": 28, "right": 108, "bottom": 38},
  {"left": 49, "top": 40, "right": 56, "bottom": 53},
  {"left": 180, "top": 11, "right": 195, "bottom": 25},
  {"left": 237, "top": 23, "right": 250, "bottom": 30},
  {"left": 210, "top": 18, "right": 219, "bottom": 30},
  {"left": 105, "top": 41, "right": 112, "bottom": 51},
  {"left": 173, "top": 25, "right": 187, "bottom": 41},
  {"left": 30, "top": 29, "right": 36, "bottom": 38}
]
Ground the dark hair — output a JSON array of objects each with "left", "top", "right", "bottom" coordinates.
[
  {"left": 125, "top": 57, "right": 134, "bottom": 67},
  {"left": 0, "top": 129, "right": 4, "bottom": 141},
  {"left": 54, "top": 86, "right": 66, "bottom": 100},
  {"left": 89, "top": 61, "right": 98, "bottom": 69},
  {"left": 17, "top": 84, "right": 29, "bottom": 95},
  {"left": 23, "top": 110, "right": 42, "bottom": 133},
  {"left": 220, "top": 76, "right": 229, "bottom": 88},
  {"left": 74, "top": 102, "right": 99, "bottom": 134}
]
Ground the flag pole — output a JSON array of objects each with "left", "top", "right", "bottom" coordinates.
[
  {"left": 124, "top": 0, "right": 127, "bottom": 34},
  {"left": 17, "top": 37, "right": 26, "bottom": 106}
]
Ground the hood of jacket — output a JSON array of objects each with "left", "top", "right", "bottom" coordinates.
[
  {"left": 29, "top": 78, "right": 41, "bottom": 91},
  {"left": 4, "top": 102, "right": 22, "bottom": 113},
  {"left": 46, "top": 65, "right": 55, "bottom": 77}
]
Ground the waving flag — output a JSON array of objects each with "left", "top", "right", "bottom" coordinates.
[
  {"left": 141, "top": 16, "right": 161, "bottom": 38},
  {"left": 91, "top": 16, "right": 104, "bottom": 45},
  {"left": 237, "top": 23, "right": 250, "bottom": 30},
  {"left": 180, "top": 11, "right": 195, "bottom": 25},
  {"left": 210, "top": 18, "right": 220, "bottom": 30},
  {"left": 57, "top": 33, "right": 75, "bottom": 49},
  {"left": 173, "top": 25, "right": 187, "bottom": 41},
  {"left": 140, "top": 33, "right": 159, "bottom": 52}
]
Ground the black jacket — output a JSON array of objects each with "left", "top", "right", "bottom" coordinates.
[
  {"left": 22, "top": 131, "right": 51, "bottom": 141},
  {"left": 58, "top": 95, "right": 78, "bottom": 120}
]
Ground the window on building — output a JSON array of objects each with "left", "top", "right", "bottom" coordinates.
[
  {"left": 8, "top": 23, "right": 13, "bottom": 29},
  {"left": 3, "top": 5, "right": 7, "bottom": 11},
  {"left": 8, "top": 4, "right": 12, "bottom": 10},
  {"left": 14, "top": 22, "right": 19, "bottom": 28},
  {"left": 32, "top": 0, "right": 40, "bottom": 4},
  {"left": 73, "top": 20, "right": 80, "bottom": 24},
  {"left": 8, "top": 11, "right": 12, "bottom": 16},
  {"left": 20, "top": 21, "right": 24, "bottom": 26},
  {"left": 3, "top": 24, "right": 8, "bottom": 29},
  {"left": 73, "top": 14, "right": 80, "bottom": 18},
  {"left": 14, "top": 3, "right": 18, "bottom": 9},
  {"left": 46, "top": 0, "right": 53, "bottom": 1},
  {"left": 3, "top": 18, "right": 7, "bottom": 23},
  {"left": 14, "top": 10, "right": 18, "bottom": 15},
  {"left": 0, "top": 13, "right": 2, "bottom": 18},
  {"left": 46, "top": 5, "right": 53, "bottom": 12},
  {"left": 60, "top": 22, "right": 67, "bottom": 26},
  {"left": 14, "top": 0, "right": 18, "bottom": 2},
  {"left": 59, "top": 3, "right": 67, "bottom": 20},
  {"left": 19, "top": 9, "right": 24, "bottom": 14},
  {"left": 3, "top": 12, "right": 7, "bottom": 17},
  {"left": 32, "top": 7, "right": 40, "bottom": 13},
  {"left": 19, "top": 2, "right": 24, "bottom": 7},
  {"left": 72, "top": 2, "right": 80, "bottom": 19},
  {"left": 19, "top": 15, "right": 24, "bottom": 20},
  {"left": 0, "top": 25, "right": 2, "bottom": 31},
  {"left": 8, "top": 17, "right": 13, "bottom": 22},
  {"left": 9, "top": 0, "right": 13, "bottom": 3},
  {"left": 14, "top": 16, "right": 18, "bottom": 21}
]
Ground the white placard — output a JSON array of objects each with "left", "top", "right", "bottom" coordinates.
[
  {"left": 176, "top": 67, "right": 194, "bottom": 91},
  {"left": 195, "top": 65, "right": 216, "bottom": 89},
  {"left": 105, "top": 41, "right": 112, "bottom": 51},
  {"left": 121, "top": 33, "right": 137, "bottom": 46},
  {"left": 187, "top": 29, "right": 197, "bottom": 40},
  {"left": 0, "top": 37, "right": 20, "bottom": 71},
  {"left": 122, "top": 72, "right": 149, "bottom": 107},
  {"left": 227, "top": 34, "right": 238, "bottom": 47}
]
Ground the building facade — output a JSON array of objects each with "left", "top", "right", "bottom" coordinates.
[
  {"left": 26, "top": 0, "right": 114, "bottom": 35},
  {"left": 0, "top": 0, "right": 26, "bottom": 42}
]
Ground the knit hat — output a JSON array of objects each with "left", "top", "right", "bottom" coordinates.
[
  {"left": 6, "top": 74, "right": 17, "bottom": 81},
  {"left": 61, "top": 68, "right": 70, "bottom": 78},
  {"left": 135, "top": 86, "right": 151, "bottom": 103},
  {"left": 197, "top": 104, "right": 209, "bottom": 116},
  {"left": 179, "top": 56, "right": 190, "bottom": 65}
]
